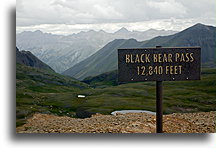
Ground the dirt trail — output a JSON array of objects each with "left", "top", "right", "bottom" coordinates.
[{"left": 16, "top": 111, "right": 215, "bottom": 133}]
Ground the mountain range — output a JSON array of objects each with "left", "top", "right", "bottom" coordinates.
[
  {"left": 16, "top": 28, "right": 216, "bottom": 124},
  {"left": 16, "top": 28, "right": 177, "bottom": 73},
  {"left": 63, "top": 23, "right": 216, "bottom": 80}
]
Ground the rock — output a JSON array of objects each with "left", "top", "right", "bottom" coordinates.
[{"left": 16, "top": 111, "right": 216, "bottom": 133}]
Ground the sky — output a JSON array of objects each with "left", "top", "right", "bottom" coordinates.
[{"left": 16, "top": 0, "right": 216, "bottom": 35}]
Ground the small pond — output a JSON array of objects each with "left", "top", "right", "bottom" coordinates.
[{"left": 111, "top": 110, "right": 156, "bottom": 115}]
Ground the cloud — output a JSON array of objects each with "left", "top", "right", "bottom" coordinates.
[
  {"left": 16, "top": 0, "right": 216, "bottom": 33},
  {"left": 16, "top": 17, "right": 215, "bottom": 35},
  {"left": 146, "top": 0, "right": 187, "bottom": 17}
]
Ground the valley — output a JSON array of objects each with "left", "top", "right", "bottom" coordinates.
[
  {"left": 16, "top": 65, "right": 216, "bottom": 127},
  {"left": 16, "top": 23, "right": 216, "bottom": 133}
]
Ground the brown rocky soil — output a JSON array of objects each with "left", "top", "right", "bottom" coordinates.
[{"left": 16, "top": 111, "right": 215, "bottom": 133}]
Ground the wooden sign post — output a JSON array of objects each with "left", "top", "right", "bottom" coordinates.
[
  {"left": 156, "top": 80, "right": 163, "bottom": 133},
  {"left": 118, "top": 46, "right": 201, "bottom": 133},
  {"left": 156, "top": 46, "right": 163, "bottom": 133}
]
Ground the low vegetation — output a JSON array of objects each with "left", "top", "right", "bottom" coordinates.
[{"left": 16, "top": 64, "right": 216, "bottom": 127}]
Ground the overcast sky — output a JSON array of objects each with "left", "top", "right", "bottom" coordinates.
[{"left": 16, "top": 0, "right": 216, "bottom": 35}]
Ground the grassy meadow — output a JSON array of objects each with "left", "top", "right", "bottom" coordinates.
[{"left": 16, "top": 64, "right": 216, "bottom": 127}]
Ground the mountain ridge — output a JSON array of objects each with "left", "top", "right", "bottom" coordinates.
[
  {"left": 63, "top": 23, "right": 216, "bottom": 80},
  {"left": 16, "top": 28, "right": 177, "bottom": 73}
]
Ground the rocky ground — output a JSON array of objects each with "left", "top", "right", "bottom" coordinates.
[{"left": 16, "top": 111, "right": 215, "bottom": 133}]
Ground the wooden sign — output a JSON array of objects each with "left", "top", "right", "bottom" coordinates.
[
  {"left": 118, "top": 47, "right": 201, "bottom": 82},
  {"left": 118, "top": 46, "right": 201, "bottom": 133}
]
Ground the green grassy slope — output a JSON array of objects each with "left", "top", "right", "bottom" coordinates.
[
  {"left": 62, "top": 39, "right": 143, "bottom": 80},
  {"left": 83, "top": 70, "right": 118, "bottom": 88},
  {"left": 16, "top": 64, "right": 89, "bottom": 126},
  {"left": 76, "top": 68, "right": 215, "bottom": 116},
  {"left": 17, "top": 66, "right": 216, "bottom": 126}
]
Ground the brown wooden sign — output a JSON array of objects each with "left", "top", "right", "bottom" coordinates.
[
  {"left": 118, "top": 46, "right": 201, "bottom": 133},
  {"left": 118, "top": 47, "right": 201, "bottom": 82}
]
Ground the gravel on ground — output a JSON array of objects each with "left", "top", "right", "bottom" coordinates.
[{"left": 16, "top": 111, "right": 215, "bottom": 133}]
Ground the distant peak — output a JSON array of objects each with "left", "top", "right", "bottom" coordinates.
[
  {"left": 120, "top": 27, "right": 128, "bottom": 30},
  {"left": 147, "top": 28, "right": 158, "bottom": 31},
  {"left": 194, "top": 23, "right": 205, "bottom": 26},
  {"left": 98, "top": 29, "right": 106, "bottom": 33},
  {"left": 34, "top": 30, "right": 43, "bottom": 34},
  {"left": 87, "top": 30, "right": 96, "bottom": 33},
  {"left": 188, "top": 23, "right": 209, "bottom": 30},
  {"left": 115, "top": 27, "right": 129, "bottom": 33},
  {"left": 145, "top": 28, "right": 158, "bottom": 32},
  {"left": 192, "top": 23, "right": 206, "bottom": 28}
]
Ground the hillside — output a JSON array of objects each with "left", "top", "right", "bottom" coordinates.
[
  {"left": 16, "top": 47, "right": 54, "bottom": 72},
  {"left": 16, "top": 65, "right": 216, "bottom": 126},
  {"left": 74, "top": 68, "right": 216, "bottom": 118},
  {"left": 63, "top": 39, "right": 144, "bottom": 80},
  {"left": 142, "top": 23, "right": 216, "bottom": 65},
  {"left": 16, "top": 49, "right": 89, "bottom": 126},
  {"left": 63, "top": 23, "right": 216, "bottom": 80},
  {"left": 16, "top": 63, "right": 89, "bottom": 126},
  {"left": 83, "top": 70, "right": 118, "bottom": 88}
]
